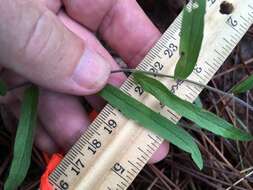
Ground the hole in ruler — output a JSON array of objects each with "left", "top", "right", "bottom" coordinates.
[{"left": 220, "top": 1, "right": 234, "bottom": 14}]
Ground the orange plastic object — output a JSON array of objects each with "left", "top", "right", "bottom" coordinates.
[
  {"left": 89, "top": 110, "right": 98, "bottom": 120},
  {"left": 40, "top": 154, "right": 63, "bottom": 190}
]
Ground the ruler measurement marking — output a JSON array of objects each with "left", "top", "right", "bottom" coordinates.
[
  {"left": 193, "top": 85, "right": 202, "bottom": 93},
  {"left": 193, "top": 72, "right": 206, "bottom": 82},
  {"left": 89, "top": 127, "right": 101, "bottom": 136},
  {"left": 126, "top": 170, "right": 135, "bottom": 177},
  {"left": 239, "top": 23, "right": 248, "bottom": 31},
  {"left": 156, "top": 135, "right": 162, "bottom": 141},
  {"left": 117, "top": 184, "right": 124, "bottom": 190},
  {"left": 55, "top": 168, "right": 67, "bottom": 177},
  {"left": 166, "top": 109, "right": 180, "bottom": 120},
  {"left": 185, "top": 94, "right": 194, "bottom": 102},
  {"left": 203, "top": 70, "right": 210, "bottom": 83},
  {"left": 103, "top": 109, "right": 113, "bottom": 117},
  {"left": 52, "top": 181, "right": 64, "bottom": 190},
  {"left": 230, "top": 35, "right": 237, "bottom": 44},
  {"left": 84, "top": 130, "right": 92, "bottom": 139},
  {"left": 51, "top": 171, "right": 60, "bottom": 179},
  {"left": 147, "top": 144, "right": 155, "bottom": 152},
  {"left": 213, "top": 57, "right": 222, "bottom": 65},
  {"left": 222, "top": 37, "right": 235, "bottom": 47},
  {"left": 121, "top": 182, "right": 127, "bottom": 187},
  {"left": 135, "top": 162, "right": 142, "bottom": 168},
  {"left": 214, "top": 49, "right": 226, "bottom": 60},
  {"left": 130, "top": 168, "right": 138, "bottom": 175},
  {"left": 221, "top": 45, "right": 230, "bottom": 54},
  {"left": 92, "top": 123, "right": 100, "bottom": 131},
  {"left": 126, "top": 175, "right": 132, "bottom": 181},
  {"left": 70, "top": 145, "right": 80, "bottom": 157},
  {"left": 205, "top": 61, "right": 217, "bottom": 72},
  {"left": 95, "top": 118, "right": 103, "bottom": 126},
  {"left": 203, "top": 70, "right": 212, "bottom": 80},
  {"left": 73, "top": 144, "right": 84, "bottom": 156},
  {"left": 137, "top": 157, "right": 146, "bottom": 165},
  {"left": 138, "top": 64, "right": 147, "bottom": 71},
  {"left": 80, "top": 135, "right": 89, "bottom": 146},
  {"left": 49, "top": 174, "right": 58, "bottom": 182},
  {"left": 148, "top": 134, "right": 160, "bottom": 144},
  {"left": 111, "top": 169, "right": 128, "bottom": 183},
  {"left": 138, "top": 147, "right": 151, "bottom": 157},
  {"left": 65, "top": 153, "right": 75, "bottom": 164},
  {"left": 123, "top": 84, "right": 134, "bottom": 92},
  {"left": 56, "top": 159, "right": 68, "bottom": 171},
  {"left": 212, "top": 58, "right": 220, "bottom": 68},
  {"left": 128, "top": 160, "right": 141, "bottom": 171},
  {"left": 186, "top": 85, "right": 199, "bottom": 95},
  {"left": 121, "top": 83, "right": 132, "bottom": 91},
  {"left": 141, "top": 155, "right": 148, "bottom": 161}
]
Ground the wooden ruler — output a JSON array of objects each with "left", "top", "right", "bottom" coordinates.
[{"left": 49, "top": 1, "right": 253, "bottom": 189}]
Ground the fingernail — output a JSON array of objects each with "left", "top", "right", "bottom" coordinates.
[{"left": 72, "top": 49, "right": 111, "bottom": 92}]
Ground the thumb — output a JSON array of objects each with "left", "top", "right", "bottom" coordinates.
[{"left": 0, "top": 1, "right": 111, "bottom": 95}]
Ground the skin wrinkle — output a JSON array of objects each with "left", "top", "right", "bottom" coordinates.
[
  {"left": 40, "top": 0, "right": 62, "bottom": 13},
  {"left": 23, "top": 10, "right": 53, "bottom": 61},
  {"left": 96, "top": 0, "right": 118, "bottom": 32}
]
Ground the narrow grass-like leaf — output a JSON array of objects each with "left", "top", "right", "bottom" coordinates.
[
  {"left": 133, "top": 73, "right": 253, "bottom": 141},
  {"left": 99, "top": 84, "right": 203, "bottom": 169},
  {"left": 0, "top": 80, "right": 7, "bottom": 96},
  {"left": 4, "top": 86, "right": 39, "bottom": 190},
  {"left": 231, "top": 75, "right": 253, "bottom": 94},
  {"left": 175, "top": 0, "right": 206, "bottom": 79},
  {"left": 194, "top": 97, "right": 203, "bottom": 108}
]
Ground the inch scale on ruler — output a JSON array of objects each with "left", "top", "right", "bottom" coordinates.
[{"left": 49, "top": 0, "right": 253, "bottom": 189}]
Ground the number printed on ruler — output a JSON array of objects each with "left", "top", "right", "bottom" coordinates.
[{"left": 49, "top": 1, "right": 253, "bottom": 190}]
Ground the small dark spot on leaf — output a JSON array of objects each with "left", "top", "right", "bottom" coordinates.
[{"left": 220, "top": 1, "right": 234, "bottom": 15}]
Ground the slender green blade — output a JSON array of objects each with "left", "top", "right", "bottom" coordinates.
[
  {"left": 0, "top": 80, "right": 7, "bottom": 96},
  {"left": 99, "top": 84, "right": 203, "bottom": 169},
  {"left": 175, "top": 0, "right": 206, "bottom": 79},
  {"left": 232, "top": 75, "right": 253, "bottom": 94},
  {"left": 133, "top": 73, "right": 253, "bottom": 141},
  {"left": 4, "top": 86, "right": 39, "bottom": 190}
]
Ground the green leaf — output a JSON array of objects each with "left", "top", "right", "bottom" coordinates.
[
  {"left": 231, "top": 75, "right": 253, "bottom": 94},
  {"left": 194, "top": 97, "right": 203, "bottom": 108},
  {"left": 99, "top": 84, "right": 203, "bottom": 169},
  {"left": 133, "top": 73, "right": 253, "bottom": 141},
  {"left": 4, "top": 86, "right": 39, "bottom": 190},
  {"left": 0, "top": 80, "right": 7, "bottom": 96},
  {"left": 175, "top": 0, "right": 206, "bottom": 79}
]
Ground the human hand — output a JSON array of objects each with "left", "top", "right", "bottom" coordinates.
[{"left": 0, "top": 0, "right": 169, "bottom": 163}]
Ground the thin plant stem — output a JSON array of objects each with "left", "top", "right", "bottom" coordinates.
[
  {"left": 226, "top": 169, "right": 253, "bottom": 190},
  {"left": 5, "top": 69, "right": 253, "bottom": 112},
  {"left": 111, "top": 69, "right": 253, "bottom": 112}
]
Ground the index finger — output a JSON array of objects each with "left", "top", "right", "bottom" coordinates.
[{"left": 63, "top": 0, "right": 161, "bottom": 68}]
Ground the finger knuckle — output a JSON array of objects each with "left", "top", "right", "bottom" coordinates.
[{"left": 23, "top": 10, "right": 58, "bottom": 64}]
